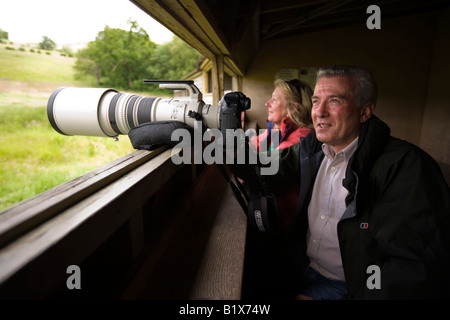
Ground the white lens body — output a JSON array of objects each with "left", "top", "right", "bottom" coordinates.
[{"left": 49, "top": 87, "right": 118, "bottom": 137}]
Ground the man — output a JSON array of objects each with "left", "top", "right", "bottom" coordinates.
[{"left": 264, "top": 65, "right": 450, "bottom": 299}]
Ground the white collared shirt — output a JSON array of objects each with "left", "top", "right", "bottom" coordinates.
[{"left": 306, "top": 137, "right": 359, "bottom": 281}]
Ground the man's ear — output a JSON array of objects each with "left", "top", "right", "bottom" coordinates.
[{"left": 360, "top": 102, "right": 374, "bottom": 123}]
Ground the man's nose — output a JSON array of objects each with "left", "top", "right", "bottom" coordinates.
[{"left": 315, "top": 101, "right": 328, "bottom": 116}]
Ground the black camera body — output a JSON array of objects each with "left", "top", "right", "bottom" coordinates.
[{"left": 220, "top": 91, "right": 251, "bottom": 132}]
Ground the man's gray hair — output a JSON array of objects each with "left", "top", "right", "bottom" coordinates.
[{"left": 316, "top": 65, "right": 378, "bottom": 108}]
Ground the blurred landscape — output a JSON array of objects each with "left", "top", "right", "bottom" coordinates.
[{"left": 0, "top": 44, "right": 136, "bottom": 211}]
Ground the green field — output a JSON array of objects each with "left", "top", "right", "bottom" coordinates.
[
  {"left": 0, "top": 46, "right": 84, "bottom": 83},
  {"left": 0, "top": 46, "right": 136, "bottom": 211}
]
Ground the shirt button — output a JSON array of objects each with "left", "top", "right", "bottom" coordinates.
[
  {"left": 331, "top": 166, "right": 336, "bottom": 171},
  {"left": 320, "top": 215, "right": 325, "bottom": 220}
]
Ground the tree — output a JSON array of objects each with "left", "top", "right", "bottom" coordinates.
[
  {"left": 74, "top": 21, "right": 156, "bottom": 89},
  {"left": 39, "top": 36, "right": 56, "bottom": 50},
  {"left": 60, "top": 46, "right": 74, "bottom": 57},
  {"left": 74, "top": 41, "right": 102, "bottom": 85},
  {"left": 74, "top": 21, "right": 201, "bottom": 91},
  {"left": 148, "top": 37, "right": 201, "bottom": 80},
  {"left": 0, "top": 28, "right": 8, "bottom": 41}
]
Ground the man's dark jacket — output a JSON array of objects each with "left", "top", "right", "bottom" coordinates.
[{"left": 268, "top": 115, "right": 450, "bottom": 299}]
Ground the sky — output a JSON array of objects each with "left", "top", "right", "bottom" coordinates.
[{"left": 0, "top": 0, "right": 174, "bottom": 47}]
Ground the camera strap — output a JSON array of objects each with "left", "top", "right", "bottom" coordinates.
[
  {"left": 216, "top": 164, "right": 248, "bottom": 213},
  {"left": 216, "top": 164, "right": 280, "bottom": 235},
  {"left": 247, "top": 191, "right": 279, "bottom": 234}
]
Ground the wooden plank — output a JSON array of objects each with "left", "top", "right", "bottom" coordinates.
[
  {"left": 128, "top": 209, "right": 145, "bottom": 260},
  {"left": 0, "top": 148, "right": 166, "bottom": 248},
  {"left": 179, "top": 0, "right": 230, "bottom": 54},
  {"left": 0, "top": 148, "right": 182, "bottom": 296},
  {"left": 211, "top": 54, "right": 224, "bottom": 104},
  {"left": 122, "top": 164, "right": 228, "bottom": 299},
  {"left": 188, "top": 185, "right": 247, "bottom": 300}
]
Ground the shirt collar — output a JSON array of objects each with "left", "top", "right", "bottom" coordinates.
[{"left": 322, "top": 137, "right": 359, "bottom": 162}]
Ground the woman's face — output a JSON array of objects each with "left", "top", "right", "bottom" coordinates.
[{"left": 266, "top": 86, "right": 288, "bottom": 127}]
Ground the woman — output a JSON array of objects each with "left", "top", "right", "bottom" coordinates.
[
  {"left": 242, "top": 79, "right": 314, "bottom": 299},
  {"left": 250, "top": 78, "right": 314, "bottom": 229},
  {"left": 250, "top": 78, "right": 313, "bottom": 153}
]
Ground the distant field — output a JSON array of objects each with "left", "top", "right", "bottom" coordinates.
[
  {"left": 0, "top": 46, "right": 135, "bottom": 211},
  {"left": 0, "top": 46, "right": 91, "bottom": 84}
]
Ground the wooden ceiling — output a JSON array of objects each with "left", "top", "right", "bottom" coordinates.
[{"left": 131, "top": 0, "right": 450, "bottom": 75}]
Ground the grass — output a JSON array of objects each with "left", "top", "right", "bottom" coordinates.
[
  {"left": 0, "top": 104, "right": 134, "bottom": 210},
  {"left": 0, "top": 46, "right": 87, "bottom": 83},
  {"left": 0, "top": 45, "right": 143, "bottom": 211}
]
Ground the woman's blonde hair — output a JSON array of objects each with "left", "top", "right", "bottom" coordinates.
[{"left": 274, "top": 78, "right": 313, "bottom": 129}]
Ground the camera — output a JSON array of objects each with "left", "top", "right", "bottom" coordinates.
[
  {"left": 46, "top": 81, "right": 282, "bottom": 234},
  {"left": 47, "top": 80, "right": 250, "bottom": 138}
]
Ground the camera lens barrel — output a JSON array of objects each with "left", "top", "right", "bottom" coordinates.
[
  {"left": 47, "top": 87, "right": 120, "bottom": 137},
  {"left": 105, "top": 92, "right": 158, "bottom": 136},
  {"left": 47, "top": 87, "right": 221, "bottom": 138}
]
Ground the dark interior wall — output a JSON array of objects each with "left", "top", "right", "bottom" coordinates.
[
  {"left": 420, "top": 7, "right": 450, "bottom": 166},
  {"left": 242, "top": 8, "right": 449, "bottom": 170}
]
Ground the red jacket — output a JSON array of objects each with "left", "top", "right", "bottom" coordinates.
[
  {"left": 250, "top": 118, "right": 312, "bottom": 229},
  {"left": 250, "top": 118, "right": 312, "bottom": 151}
]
